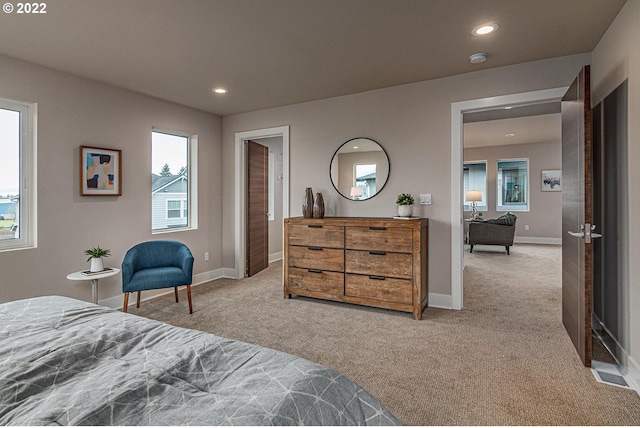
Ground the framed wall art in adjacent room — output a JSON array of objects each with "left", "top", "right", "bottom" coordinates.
[
  {"left": 80, "top": 146, "right": 122, "bottom": 196},
  {"left": 541, "top": 169, "right": 561, "bottom": 192}
]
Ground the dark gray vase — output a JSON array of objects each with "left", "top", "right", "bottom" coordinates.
[
  {"left": 313, "top": 192, "right": 325, "bottom": 218},
  {"left": 302, "top": 187, "right": 314, "bottom": 218}
]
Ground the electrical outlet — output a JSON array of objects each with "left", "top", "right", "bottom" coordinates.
[
  {"left": 419, "top": 194, "right": 432, "bottom": 205},
  {"left": 204, "top": 251, "right": 209, "bottom": 261},
  {"left": 525, "top": 225, "right": 529, "bottom": 231}
]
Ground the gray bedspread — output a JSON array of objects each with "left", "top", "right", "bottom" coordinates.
[{"left": 0, "top": 296, "right": 400, "bottom": 425}]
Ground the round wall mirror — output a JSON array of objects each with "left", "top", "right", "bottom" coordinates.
[{"left": 330, "top": 137, "right": 390, "bottom": 201}]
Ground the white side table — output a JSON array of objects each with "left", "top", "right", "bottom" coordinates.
[{"left": 67, "top": 268, "right": 120, "bottom": 304}]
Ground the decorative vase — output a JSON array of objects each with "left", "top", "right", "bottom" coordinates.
[
  {"left": 398, "top": 204, "right": 413, "bottom": 217},
  {"left": 313, "top": 192, "right": 325, "bottom": 218},
  {"left": 90, "top": 257, "right": 104, "bottom": 272},
  {"left": 302, "top": 187, "right": 314, "bottom": 218}
]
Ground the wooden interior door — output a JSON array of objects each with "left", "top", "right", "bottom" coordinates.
[
  {"left": 246, "top": 140, "right": 269, "bottom": 277},
  {"left": 561, "top": 65, "right": 593, "bottom": 367}
]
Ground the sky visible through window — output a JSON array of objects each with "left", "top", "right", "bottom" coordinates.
[
  {"left": 0, "top": 109, "right": 19, "bottom": 196},
  {"left": 152, "top": 131, "right": 187, "bottom": 176}
]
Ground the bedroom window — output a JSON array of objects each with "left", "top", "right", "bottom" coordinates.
[
  {"left": 152, "top": 129, "right": 198, "bottom": 232},
  {"left": 497, "top": 158, "right": 529, "bottom": 211},
  {"left": 0, "top": 98, "right": 36, "bottom": 252},
  {"left": 463, "top": 161, "right": 487, "bottom": 211}
]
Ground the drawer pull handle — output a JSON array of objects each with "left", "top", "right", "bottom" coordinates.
[
  {"left": 308, "top": 246, "right": 323, "bottom": 251},
  {"left": 308, "top": 224, "right": 323, "bottom": 228},
  {"left": 369, "top": 275, "right": 386, "bottom": 281},
  {"left": 308, "top": 269, "right": 323, "bottom": 274},
  {"left": 369, "top": 227, "right": 386, "bottom": 231},
  {"left": 369, "top": 251, "right": 386, "bottom": 256}
]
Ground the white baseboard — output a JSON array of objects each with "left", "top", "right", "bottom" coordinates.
[
  {"left": 626, "top": 355, "right": 640, "bottom": 395},
  {"left": 428, "top": 292, "right": 453, "bottom": 309},
  {"left": 514, "top": 236, "right": 562, "bottom": 245},
  {"left": 99, "top": 267, "right": 236, "bottom": 310},
  {"left": 269, "top": 251, "right": 283, "bottom": 263}
]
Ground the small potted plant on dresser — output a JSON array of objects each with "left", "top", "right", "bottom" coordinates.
[
  {"left": 396, "top": 193, "right": 415, "bottom": 217},
  {"left": 84, "top": 246, "right": 111, "bottom": 272}
]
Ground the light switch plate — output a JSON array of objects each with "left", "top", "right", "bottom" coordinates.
[{"left": 419, "top": 194, "right": 432, "bottom": 205}]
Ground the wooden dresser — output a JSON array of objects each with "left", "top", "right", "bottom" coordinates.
[{"left": 284, "top": 217, "right": 428, "bottom": 319}]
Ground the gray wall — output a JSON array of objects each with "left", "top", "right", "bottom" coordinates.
[
  {"left": 591, "top": 0, "right": 640, "bottom": 388},
  {"left": 222, "top": 53, "right": 590, "bottom": 297},
  {"left": 464, "top": 140, "right": 562, "bottom": 240},
  {"left": 0, "top": 54, "right": 223, "bottom": 304}
]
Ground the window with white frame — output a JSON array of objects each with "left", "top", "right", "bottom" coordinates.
[
  {"left": 354, "top": 163, "right": 376, "bottom": 199},
  {"left": 463, "top": 161, "right": 487, "bottom": 211},
  {"left": 167, "top": 199, "right": 187, "bottom": 219},
  {"left": 0, "top": 98, "right": 35, "bottom": 251},
  {"left": 152, "top": 129, "right": 197, "bottom": 231},
  {"left": 497, "top": 158, "right": 529, "bottom": 211}
]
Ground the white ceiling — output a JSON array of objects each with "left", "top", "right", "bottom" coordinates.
[
  {"left": 465, "top": 113, "right": 561, "bottom": 148},
  {"left": 0, "top": 0, "right": 626, "bottom": 116}
]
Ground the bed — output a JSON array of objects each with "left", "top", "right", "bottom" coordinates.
[{"left": 0, "top": 296, "right": 400, "bottom": 425}]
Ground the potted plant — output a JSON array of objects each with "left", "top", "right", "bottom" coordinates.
[
  {"left": 84, "top": 246, "right": 111, "bottom": 272},
  {"left": 396, "top": 193, "right": 415, "bottom": 217}
]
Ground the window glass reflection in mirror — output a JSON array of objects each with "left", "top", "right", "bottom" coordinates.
[{"left": 330, "top": 138, "right": 389, "bottom": 201}]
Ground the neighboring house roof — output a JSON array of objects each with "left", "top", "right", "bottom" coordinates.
[
  {"left": 152, "top": 174, "right": 188, "bottom": 194},
  {"left": 357, "top": 172, "right": 376, "bottom": 181}
]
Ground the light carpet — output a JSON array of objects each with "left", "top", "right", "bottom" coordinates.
[{"left": 131, "top": 244, "right": 640, "bottom": 425}]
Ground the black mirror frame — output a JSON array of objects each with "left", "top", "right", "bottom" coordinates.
[{"left": 329, "top": 137, "right": 391, "bottom": 201}]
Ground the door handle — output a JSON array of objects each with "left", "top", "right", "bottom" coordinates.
[{"left": 568, "top": 224, "right": 603, "bottom": 243}]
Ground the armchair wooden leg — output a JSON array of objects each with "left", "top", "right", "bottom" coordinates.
[
  {"left": 470, "top": 244, "right": 474, "bottom": 253},
  {"left": 186, "top": 285, "right": 193, "bottom": 314},
  {"left": 174, "top": 287, "right": 179, "bottom": 303},
  {"left": 123, "top": 293, "right": 129, "bottom": 313},
  {"left": 506, "top": 246, "right": 510, "bottom": 255},
  {"left": 137, "top": 291, "right": 141, "bottom": 308}
]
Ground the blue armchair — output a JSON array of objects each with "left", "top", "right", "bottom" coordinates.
[{"left": 122, "top": 240, "right": 195, "bottom": 314}]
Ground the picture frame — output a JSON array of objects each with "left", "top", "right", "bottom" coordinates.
[
  {"left": 541, "top": 169, "right": 561, "bottom": 192},
  {"left": 80, "top": 146, "right": 122, "bottom": 196}
]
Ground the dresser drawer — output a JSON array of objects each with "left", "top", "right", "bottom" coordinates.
[
  {"left": 288, "top": 267, "right": 344, "bottom": 295},
  {"left": 288, "top": 224, "right": 344, "bottom": 248},
  {"left": 345, "top": 250, "right": 412, "bottom": 279},
  {"left": 345, "top": 274, "right": 412, "bottom": 304},
  {"left": 345, "top": 226, "right": 413, "bottom": 253},
  {"left": 288, "top": 246, "right": 344, "bottom": 272}
]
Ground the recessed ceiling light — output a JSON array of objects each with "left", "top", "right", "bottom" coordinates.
[
  {"left": 469, "top": 52, "right": 487, "bottom": 64},
  {"left": 353, "top": 146, "right": 359, "bottom": 149},
  {"left": 505, "top": 133, "right": 516, "bottom": 137},
  {"left": 212, "top": 88, "right": 228, "bottom": 94},
  {"left": 472, "top": 23, "right": 499, "bottom": 36}
]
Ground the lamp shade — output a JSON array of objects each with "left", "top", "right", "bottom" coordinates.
[
  {"left": 465, "top": 190, "right": 482, "bottom": 202},
  {"left": 350, "top": 186, "right": 363, "bottom": 198}
]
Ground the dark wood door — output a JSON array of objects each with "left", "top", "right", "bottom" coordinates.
[
  {"left": 246, "top": 140, "right": 269, "bottom": 277},
  {"left": 561, "top": 66, "right": 593, "bottom": 367}
]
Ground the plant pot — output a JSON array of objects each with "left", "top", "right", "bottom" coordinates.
[
  {"left": 90, "top": 257, "right": 104, "bottom": 272},
  {"left": 397, "top": 205, "right": 413, "bottom": 217}
]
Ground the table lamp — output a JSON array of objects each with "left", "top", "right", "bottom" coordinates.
[
  {"left": 350, "top": 186, "right": 363, "bottom": 200},
  {"left": 466, "top": 190, "right": 482, "bottom": 219}
]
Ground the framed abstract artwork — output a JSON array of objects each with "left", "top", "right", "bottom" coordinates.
[
  {"left": 541, "top": 169, "right": 561, "bottom": 192},
  {"left": 80, "top": 146, "right": 122, "bottom": 196}
]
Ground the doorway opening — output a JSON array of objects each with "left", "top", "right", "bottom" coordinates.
[
  {"left": 450, "top": 88, "right": 567, "bottom": 310},
  {"left": 234, "top": 126, "right": 290, "bottom": 279}
]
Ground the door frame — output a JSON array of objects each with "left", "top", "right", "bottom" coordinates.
[
  {"left": 450, "top": 88, "right": 567, "bottom": 310},
  {"left": 235, "top": 126, "right": 290, "bottom": 279}
]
